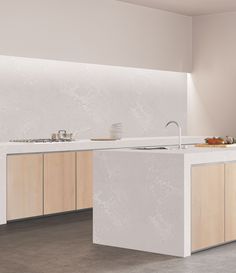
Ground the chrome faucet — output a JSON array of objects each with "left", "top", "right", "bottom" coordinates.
[{"left": 165, "top": 121, "right": 182, "bottom": 149}]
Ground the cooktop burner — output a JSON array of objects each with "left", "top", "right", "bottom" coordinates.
[{"left": 9, "top": 139, "right": 73, "bottom": 143}]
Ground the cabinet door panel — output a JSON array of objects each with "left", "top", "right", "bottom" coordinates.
[
  {"left": 77, "top": 151, "right": 93, "bottom": 209},
  {"left": 7, "top": 154, "right": 43, "bottom": 220},
  {"left": 44, "top": 152, "right": 76, "bottom": 214},
  {"left": 225, "top": 163, "right": 236, "bottom": 242},
  {"left": 191, "top": 164, "right": 224, "bottom": 252}
]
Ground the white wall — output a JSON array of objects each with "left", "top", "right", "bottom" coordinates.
[
  {"left": 0, "top": 0, "right": 192, "bottom": 72},
  {"left": 0, "top": 56, "right": 187, "bottom": 141},
  {"left": 188, "top": 12, "right": 236, "bottom": 136}
]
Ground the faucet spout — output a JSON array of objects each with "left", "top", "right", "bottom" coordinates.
[{"left": 165, "top": 121, "right": 182, "bottom": 149}]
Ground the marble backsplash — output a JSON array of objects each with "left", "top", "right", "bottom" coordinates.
[{"left": 0, "top": 56, "right": 187, "bottom": 141}]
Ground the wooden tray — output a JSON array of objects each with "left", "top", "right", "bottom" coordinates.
[
  {"left": 195, "top": 143, "right": 236, "bottom": 148},
  {"left": 90, "top": 138, "right": 118, "bottom": 141}
]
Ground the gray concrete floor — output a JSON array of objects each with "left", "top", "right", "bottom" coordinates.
[{"left": 0, "top": 211, "right": 236, "bottom": 273}]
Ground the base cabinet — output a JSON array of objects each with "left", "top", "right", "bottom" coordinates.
[
  {"left": 192, "top": 162, "right": 236, "bottom": 252},
  {"left": 7, "top": 154, "right": 43, "bottom": 221},
  {"left": 44, "top": 152, "right": 76, "bottom": 215},
  {"left": 225, "top": 163, "right": 236, "bottom": 242},
  {"left": 191, "top": 164, "right": 225, "bottom": 252},
  {"left": 77, "top": 151, "right": 93, "bottom": 210},
  {"left": 7, "top": 151, "right": 93, "bottom": 220}
]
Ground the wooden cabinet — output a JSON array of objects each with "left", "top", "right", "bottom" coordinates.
[
  {"left": 191, "top": 164, "right": 225, "bottom": 252},
  {"left": 7, "top": 150, "right": 93, "bottom": 220},
  {"left": 44, "top": 152, "right": 76, "bottom": 214},
  {"left": 7, "top": 154, "right": 43, "bottom": 220},
  {"left": 225, "top": 163, "right": 236, "bottom": 242},
  {"left": 76, "top": 151, "right": 93, "bottom": 209}
]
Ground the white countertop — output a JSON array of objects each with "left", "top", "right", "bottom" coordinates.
[
  {"left": 0, "top": 136, "right": 205, "bottom": 155},
  {"left": 0, "top": 135, "right": 208, "bottom": 226}
]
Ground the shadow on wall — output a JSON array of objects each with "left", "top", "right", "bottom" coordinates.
[
  {"left": 187, "top": 73, "right": 215, "bottom": 136},
  {"left": 188, "top": 71, "right": 236, "bottom": 137},
  {"left": 189, "top": 13, "right": 236, "bottom": 137},
  {"left": 0, "top": 55, "right": 187, "bottom": 141}
]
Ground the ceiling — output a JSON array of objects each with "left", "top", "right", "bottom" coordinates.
[{"left": 118, "top": 0, "right": 236, "bottom": 16}]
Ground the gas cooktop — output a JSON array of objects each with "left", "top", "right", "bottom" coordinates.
[{"left": 9, "top": 138, "right": 74, "bottom": 143}]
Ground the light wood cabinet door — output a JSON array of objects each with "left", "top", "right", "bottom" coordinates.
[
  {"left": 7, "top": 154, "right": 43, "bottom": 221},
  {"left": 77, "top": 151, "right": 93, "bottom": 209},
  {"left": 225, "top": 162, "right": 236, "bottom": 242},
  {"left": 191, "top": 164, "right": 225, "bottom": 252},
  {"left": 44, "top": 152, "right": 76, "bottom": 214}
]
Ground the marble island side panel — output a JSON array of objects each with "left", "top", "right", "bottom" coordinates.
[{"left": 93, "top": 150, "right": 187, "bottom": 257}]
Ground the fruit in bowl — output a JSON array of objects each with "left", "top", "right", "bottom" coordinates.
[{"left": 205, "top": 137, "right": 225, "bottom": 145}]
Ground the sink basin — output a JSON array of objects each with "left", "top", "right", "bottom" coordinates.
[{"left": 132, "top": 145, "right": 192, "bottom": 151}]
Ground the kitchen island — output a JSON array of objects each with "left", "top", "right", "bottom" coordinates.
[
  {"left": 0, "top": 136, "right": 204, "bottom": 225},
  {"left": 93, "top": 147, "right": 236, "bottom": 257}
]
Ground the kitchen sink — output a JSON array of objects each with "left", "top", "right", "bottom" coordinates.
[{"left": 132, "top": 145, "right": 192, "bottom": 150}]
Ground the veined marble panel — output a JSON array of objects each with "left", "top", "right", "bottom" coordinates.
[
  {"left": 0, "top": 56, "right": 187, "bottom": 141},
  {"left": 93, "top": 150, "right": 185, "bottom": 257}
]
